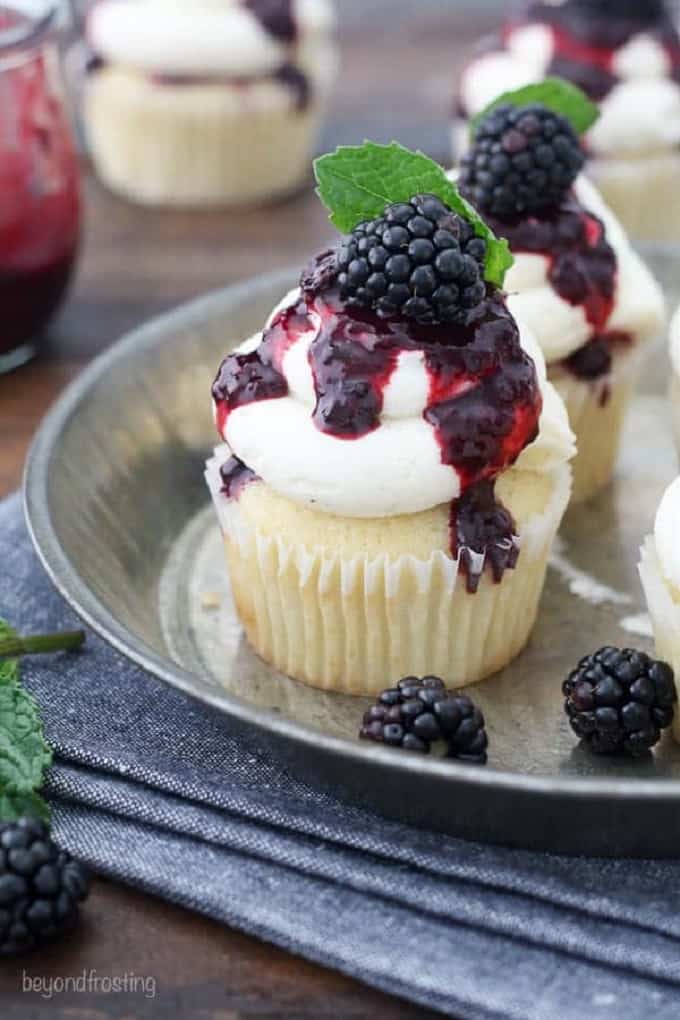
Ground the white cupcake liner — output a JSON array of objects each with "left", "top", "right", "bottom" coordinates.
[
  {"left": 638, "top": 537, "right": 680, "bottom": 742},
  {"left": 85, "top": 67, "right": 328, "bottom": 207},
  {"left": 205, "top": 449, "right": 571, "bottom": 693},
  {"left": 550, "top": 344, "right": 643, "bottom": 504}
]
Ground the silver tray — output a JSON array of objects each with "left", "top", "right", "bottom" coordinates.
[{"left": 24, "top": 264, "right": 680, "bottom": 857}]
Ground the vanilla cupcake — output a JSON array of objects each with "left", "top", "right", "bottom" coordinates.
[
  {"left": 84, "top": 0, "right": 337, "bottom": 207},
  {"left": 459, "top": 94, "right": 665, "bottom": 503},
  {"left": 668, "top": 306, "right": 680, "bottom": 454},
  {"left": 639, "top": 477, "right": 680, "bottom": 741},
  {"left": 455, "top": 0, "right": 680, "bottom": 240},
  {"left": 205, "top": 144, "right": 575, "bottom": 694}
]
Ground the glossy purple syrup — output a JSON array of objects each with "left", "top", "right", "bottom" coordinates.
[
  {"left": 220, "top": 455, "right": 258, "bottom": 500},
  {"left": 213, "top": 264, "right": 541, "bottom": 588},
  {"left": 487, "top": 196, "right": 629, "bottom": 381},
  {"left": 450, "top": 480, "right": 520, "bottom": 594}
]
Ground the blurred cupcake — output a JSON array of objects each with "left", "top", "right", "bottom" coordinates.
[
  {"left": 459, "top": 89, "right": 665, "bottom": 503},
  {"left": 454, "top": 0, "right": 680, "bottom": 240},
  {"left": 669, "top": 306, "right": 680, "bottom": 454},
  {"left": 84, "top": 0, "right": 338, "bottom": 207},
  {"left": 205, "top": 142, "right": 575, "bottom": 695},
  {"left": 639, "top": 477, "right": 680, "bottom": 740}
]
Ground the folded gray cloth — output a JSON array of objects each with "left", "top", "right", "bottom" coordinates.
[{"left": 2, "top": 491, "right": 680, "bottom": 1020}]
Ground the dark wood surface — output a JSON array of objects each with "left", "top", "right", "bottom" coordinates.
[{"left": 0, "top": 8, "right": 493, "bottom": 1017}]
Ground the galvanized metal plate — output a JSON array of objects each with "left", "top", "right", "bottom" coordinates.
[{"left": 24, "top": 260, "right": 680, "bottom": 856}]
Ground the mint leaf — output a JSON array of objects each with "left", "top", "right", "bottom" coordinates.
[
  {"left": 314, "top": 141, "right": 513, "bottom": 287},
  {"left": 470, "top": 78, "right": 599, "bottom": 137},
  {"left": 0, "top": 789, "right": 50, "bottom": 823},
  {"left": 0, "top": 679, "right": 52, "bottom": 798},
  {"left": 0, "top": 619, "right": 19, "bottom": 685}
]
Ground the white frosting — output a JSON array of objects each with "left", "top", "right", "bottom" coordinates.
[
  {"left": 655, "top": 477, "right": 680, "bottom": 590},
  {"left": 216, "top": 290, "right": 575, "bottom": 518},
  {"left": 459, "top": 25, "right": 680, "bottom": 157},
  {"left": 669, "top": 304, "right": 680, "bottom": 377},
  {"left": 504, "top": 175, "right": 665, "bottom": 364},
  {"left": 88, "top": 0, "right": 335, "bottom": 77}
]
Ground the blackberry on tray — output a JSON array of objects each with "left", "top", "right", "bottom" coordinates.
[
  {"left": 563, "top": 646, "right": 677, "bottom": 756},
  {"left": 360, "top": 675, "right": 488, "bottom": 764}
]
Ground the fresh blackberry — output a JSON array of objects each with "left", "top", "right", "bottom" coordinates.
[
  {"left": 460, "top": 103, "right": 585, "bottom": 219},
  {"left": 0, "top": 817, "right": 90, "bottom": 956},
  {"left": 334, "top": 194, "right": 488, "bottom": 326},
  {"left": 360, "top": 675, "right": 488, "bottom": 764},
  {"left": 563, "top": 647, "right": 677, "bottom": 756}
]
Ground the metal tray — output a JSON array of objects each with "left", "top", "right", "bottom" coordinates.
[{"left": 24, "top": 264, "right": 680, "bottom": 857}]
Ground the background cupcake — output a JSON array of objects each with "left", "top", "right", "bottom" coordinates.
[
  {"left": 84, "top": 0, "right": 338, "bottom": 207},
  {"left": 669, "top": 305, "right": 680, "bottom": 454},
  {"left": 206, "top": 142, "right": 575, "bottom": 695},
  {"left": 639, "top": 477, "right": 680, "bottom": 741},
  {"left": 459, "top": 83, "right": 666, "bottom": 503},
  {"left": 454, "top": 0, "right": 680, "bottom": 240}
]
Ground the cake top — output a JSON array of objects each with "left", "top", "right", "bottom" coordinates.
[
  {"left": 211, "top": 143, "right": 575, "bottom": 519},
  {"left": 457, "top": 0, "right": 680, "bottom": 157},
  {"left": 87, "top": 0, "right": 334, "bottom": 78}
]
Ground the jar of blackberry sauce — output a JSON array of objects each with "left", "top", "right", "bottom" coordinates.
[{"left": 0, "top": 1, "right": 81, "bottom": 373}]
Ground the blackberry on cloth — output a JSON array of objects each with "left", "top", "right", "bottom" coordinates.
[{"left": 0, "top": 817, "right": 90, "bottom": 956}]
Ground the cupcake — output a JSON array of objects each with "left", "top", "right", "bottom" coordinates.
[
  {"left": 669, "top": 306, "right": 680, "bottom": 454},
  {"left": 205, "top": 142, "right": 575, "bottom": 695},
  {"left": 458, "top": 85, "right": 665, "bottom": 504},
  {"left": 454, "top": 0, "right": 680, "bottom": 240},
  {"left": 83, "top": 0, "right": 338, "bottom": 207},
  {"left": 639, "top": 477, "right": 680, "bottom": 740}
]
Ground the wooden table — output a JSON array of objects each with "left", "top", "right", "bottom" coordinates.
[{"left": 0, "top": 7, "right": 494, "bottom": 1016}]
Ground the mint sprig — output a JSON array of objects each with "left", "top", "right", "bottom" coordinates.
[
  {"left": 314, "top": 141, "right": 513, "bottom": 288},
  {"left": 470, "top": 78, "right": 599, "bottom": 138},
  {"left": 0, "top": 617, "right": 86, "bottom": 823}
]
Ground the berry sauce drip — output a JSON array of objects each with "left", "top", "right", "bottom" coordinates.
[
  {"left": 244, "top": 0, "right": 297, "bottom": 44},
  {"left": 514, "top": 1, "right": 680, "bottom": 100},
  {"left": 220, "top": 455, "right": 258, "bottom": 500},
  {"left": 213, "top": 255, "right": 542, "bottom": 589},
  {"left": 486, "top": 196, "right": 629, "bottom": 381},
  {"left": 450, "top": 480, "right": 519, "bottom": 594}
]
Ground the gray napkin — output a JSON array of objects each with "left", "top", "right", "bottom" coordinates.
[{"left": 2, "top": 491, "right": 680, "bottom": 1020}]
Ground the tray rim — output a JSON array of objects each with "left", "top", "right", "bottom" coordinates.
[{"left": 23, "top": 267, "right": 680, "bottom": 806}]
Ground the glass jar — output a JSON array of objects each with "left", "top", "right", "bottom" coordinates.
[{"left": 0, "top": 1, "right": 81, "bottom": 373}]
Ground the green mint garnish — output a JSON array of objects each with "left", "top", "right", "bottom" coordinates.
[
  {"left": 0, "top": 617, "right": 86, "bottom": 823},
  {"left": 314, "top": 141, "right": 513, "bottom": 289},
  {"left": 470, "top": 78, "right": 599, "bottom": 139}
]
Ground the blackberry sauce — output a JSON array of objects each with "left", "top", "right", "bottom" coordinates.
[
  {"left": 450, "top": 480, "right": 520, "bottom": 594},
  {"left": 245, "top": 0, "right": 297, "bottom": 43},
  {"left": 220, "top": 455, "right": 258, "bottom": 499},
  {"left": 486, "top": 196, "right": 629, "bottom": 382},
  {"left": 213, "top": 266, "right": 542, "bottom": 589},
  {"left": 515, "top": 1, "right": 680, "bottom": 99}
]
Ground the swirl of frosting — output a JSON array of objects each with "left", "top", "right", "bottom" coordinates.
[
  {"left": 458, "top": 4, "right": 680, "bottom": 157},
  {"left": 655, "top": 477, "right": 680, "bottom": 591},
  {"left": 88, "top": 0, "right": 335, "bottom": 78},
  {"left": 498, "top": 175, "right": 666, "bottom": 364},
  {"left": 211, "top": 279, "right": 574, "bottom": 518}
]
